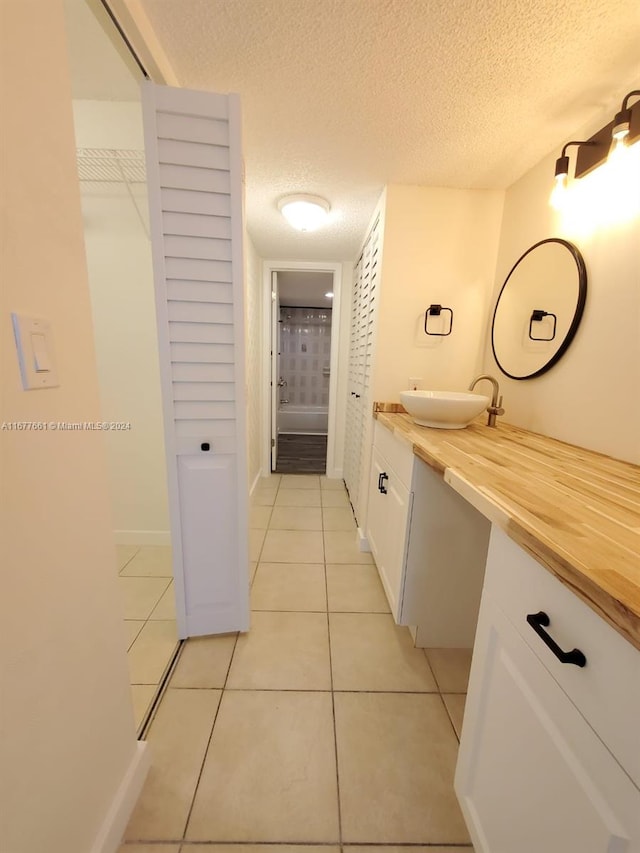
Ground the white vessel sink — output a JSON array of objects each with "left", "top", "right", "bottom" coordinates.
[{"left": 400, "top": 390, "right": 490, "bottom": 429}]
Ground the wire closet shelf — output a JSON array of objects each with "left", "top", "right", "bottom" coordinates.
[
  {"left": 76, "top": 147, "right": 146, "bottom": 183},
  {"left": 76, "top": 147, "right": 149, "bottom": 238}
]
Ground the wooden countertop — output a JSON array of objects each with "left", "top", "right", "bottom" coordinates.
[{"left": 374, "top": 410, "right": 640, "bottom": 650}]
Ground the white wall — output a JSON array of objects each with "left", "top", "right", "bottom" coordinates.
[
  {"left": 331, "top": 261, "right": 354, "bottom": 477},
  {"left": 0, "top": 3, "right": 144, "bottom": 851},
  {"left": 481, "top": 81, "right": 640, "bottom": 464},
  {"left": 73, "top": 100, "right": 170, "bottom": 542},
  {"left": 373, "top": 184, "right": 505, "bottom": 400},
  {"left": 245, "top": 232, "right": 263, "bottom": 488}
]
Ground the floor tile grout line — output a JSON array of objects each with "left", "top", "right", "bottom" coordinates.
[
  {"left": 180, "top": 630, "right": 241, "bottom": 841},
  {"left": 122, "top": 841, "right": 473, "bottom": 848},
  {"left": 117, "top": 544, "right": 141, "bottom": 573},
  {"left": 250, "top": 608, "right": 391, "bottom": 615},
  {"left": 324, "top": 521, "right": 344, "bottom": 849},
  {"left": 147, "top": 578, "right": 175, "bottom": 620},
  {"left": 215, "top": 687, "right": 448, "bottom": 694},
  {"left": 122, "top": 838, "right": 473, "bottom": 853},
  {"left": 120, "top": 572, "right": 174, "bottom": 578},
  {"left": 439, "top": 692, "right": 461, "bottom": 745}
]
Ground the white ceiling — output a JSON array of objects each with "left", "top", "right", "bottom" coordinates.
[
  {"left": 66, "top": 0, "right": 640, "bottom": 261},
  {"left": 278, "top": 271, "right": 335, "bottom": 308}
]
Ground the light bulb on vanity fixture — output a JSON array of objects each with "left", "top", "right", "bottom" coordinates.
[
  {"left": 609, "top": 89, "right": 640, "bottom": 165},
  {"left": 277, "top": 194, "right": 331, "bottom": 232},
  {"left": 549, "top": 141, "right": 593, "bottom": 210},
  {"left": 550, "top": 89, "right": 640, "bottom": 209}
]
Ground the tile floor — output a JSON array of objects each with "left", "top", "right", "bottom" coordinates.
[
  {"left": 120, "top": 474, "right": 473, "bottom": 851},
  {"left": 117, "top": 544, "right": 179, "bottom": 730}
]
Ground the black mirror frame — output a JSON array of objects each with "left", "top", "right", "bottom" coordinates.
[{"left": 491, "top": 237, "right": 587, "bottom": 381}]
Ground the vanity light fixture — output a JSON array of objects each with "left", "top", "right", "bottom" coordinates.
[
  {"left": 277, "top": 194, "right": 331, "bottom": 232},
  {"left": 550, "top": 90, "right": 640, "bottom": 208}
]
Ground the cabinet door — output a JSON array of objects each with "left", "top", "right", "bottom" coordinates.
[
  {"left": 455, "top": 595, "right": 640, "bottom": 853},
  {"left": 367, "top": 447, "right": 412, "bottom": 620}
]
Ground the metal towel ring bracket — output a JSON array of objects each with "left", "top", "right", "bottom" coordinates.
[{"left": 424, "top": 304, "right": 453, "bottom": 337}]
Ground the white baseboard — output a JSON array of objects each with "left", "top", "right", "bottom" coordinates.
[
  {"left": 114, "top": 530, "right": 171, "bottom": 546},
  {"left": 356, "top": 527, "right": 371, "bottom": 552},
  {"left": 249, "top": 470, "right": 262, "bottom": 496},
  {"left": 325, "top": 467, "right": 344, "bottom": 480},
  {"left": 90, "top": 740, "right": 150, "bottom": 853}
]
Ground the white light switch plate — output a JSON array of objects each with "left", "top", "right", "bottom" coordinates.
[{"left": 11, "top": 313, "right": 59, "bottom": 390}]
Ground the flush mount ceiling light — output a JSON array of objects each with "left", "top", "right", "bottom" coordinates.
[{"left": 277, "top": 194, "right": 331, "bottom": 232}]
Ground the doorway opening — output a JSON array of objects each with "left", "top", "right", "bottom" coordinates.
[{"left": 266, "top": 266, "right": 341, "bottom": 476}]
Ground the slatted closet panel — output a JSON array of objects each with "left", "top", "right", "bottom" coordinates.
[
  {"left": 142, "top": 82, "right": 249, "bottom": 638},
  {"left": 356, "top": 219, "right": 381, "bottom": 515},
  {"left": 343, "top": 214, "right": 381, "bottom": 524}
]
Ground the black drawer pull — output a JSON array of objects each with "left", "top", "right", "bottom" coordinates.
[
  {"left": 378, "top": 472, "right": 388, "bottom": 494},
  {"left": 526, "top": 611, "right": 586, "bottom": 667}
]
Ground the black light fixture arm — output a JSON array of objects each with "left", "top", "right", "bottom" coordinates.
[
  {"left": 614, "top": 90, "right": 640, "bottom": 137},
  {"left": 621, "top": 90, "right": 640, "bottom": 112},
  {"left": 555, "top": 140, "right": 594, "bottom": 178}
]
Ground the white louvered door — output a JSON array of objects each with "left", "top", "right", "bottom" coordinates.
[
  {"left": 344, "top": 215, "right": 381, "bottom": 525},
  {"left": 142, "top": 82, "right": 249, "bottom": 638}
]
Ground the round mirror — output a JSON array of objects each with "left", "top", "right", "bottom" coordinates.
[{"left": 491, "top": 238, "right": 587, "bottom": 380}]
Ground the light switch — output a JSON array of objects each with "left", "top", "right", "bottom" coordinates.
[
  {"left": 11, "top": 313, "right": 59, "bottom": 390},
  {"left": 31, "top": 333, "right": 51, "bottom": 372}
]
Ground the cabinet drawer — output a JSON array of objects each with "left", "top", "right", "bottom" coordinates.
[
  {"left": 373, "top": 420, "right": 414, "bottom": 487},
  {"left": 485, "top": 526, "right": 640, "bottom": 788}
]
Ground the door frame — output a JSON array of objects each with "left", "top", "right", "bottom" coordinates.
[
  {"left": 270, "top": 270, "right": 280, "bottom": 471},
  {"left": 261, "top": 260, "right": 343, "bottom": 479}
]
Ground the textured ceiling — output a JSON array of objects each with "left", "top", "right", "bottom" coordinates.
[
  {"left": 73, "top": 0, "right": 640, "bottom": 261},
  {"left": 278, "top": 271, "right": 334, "bottom": 308}
]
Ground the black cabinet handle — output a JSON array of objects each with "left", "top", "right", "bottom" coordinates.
[
  {"left": 355, "top": 394, "right": 361, "bottom": 399},
  {"left": 378, "top": 472, "right": 388, "bottom": 494},
  {"left": 526, "top": 611, "right": 586, "bottom": 667}
]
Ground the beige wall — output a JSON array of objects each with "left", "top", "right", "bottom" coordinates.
[
  {"left": 373, "top": 185, "right": 505, "bottom": 401},
  {"left": 73, "top": 100, "right": 170, "bottom": 542},
  {"left": 481, "top": 82, "right": 640, "bottom": 464},
  {"left": 0, "top": 2, "right": 139, "bottom": 851},
  {"left": 245, "top": 233, "right": 263, "bottom": 487}
]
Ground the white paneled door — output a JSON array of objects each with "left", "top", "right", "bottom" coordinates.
[{"left": 142, "top": 82, "right": 249, "bottom": 638}]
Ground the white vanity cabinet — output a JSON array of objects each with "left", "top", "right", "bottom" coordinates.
[
  {"left": 455, "top": 526, "right": 640, "bottom": 853},
  {"left": 366, "top": 421, "right": 414, "bottom": 621},
  {"left": 366, "top": 419, "right": 491, "bottom": 642}
]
